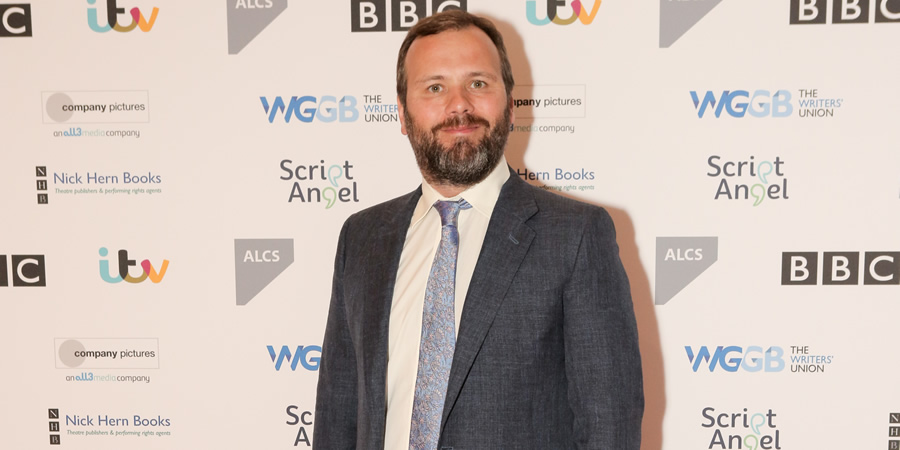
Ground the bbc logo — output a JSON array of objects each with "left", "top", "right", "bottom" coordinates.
[
  {"left": 0, "top": 4, "right": 32, "bottom": 37},
  {"left": 790, "top": 0, "right": 900, "bottom": 24},
  {"left": 351, "top": 0, "right": 466, "bottom": 32},
  {"left": 781, "top": 251, "right": 900, "bottom": 285},
  {"left": 0, "top": 255, "right": 46, "bottom": 287}
]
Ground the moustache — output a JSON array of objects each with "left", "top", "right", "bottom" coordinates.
[{"left": 430, "top": 114, "right": 491, "bottom": 134}]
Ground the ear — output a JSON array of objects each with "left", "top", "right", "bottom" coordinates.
[
  {"left": 398, "top": 97, "right": 408, "bottom": 135},
  {"left": 508, "top": 96, "right": 515, "bottom": 125}
]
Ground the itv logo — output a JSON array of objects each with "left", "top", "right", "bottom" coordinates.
[{"left": 98, "top": 247, "right": 168, "bottom": 284}]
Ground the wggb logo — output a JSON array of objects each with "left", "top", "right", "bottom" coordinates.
[
  {"left": 0, "top": 4, "right": 32, "bottom": 37},
  {"left": 351, "top": 0, "right": 466, "bottom": 32},
  {"left": 691, "top": 90, "right": 793, "bottom": 118},
  {"left": 268, "top": 345, "right": 321, "bottom": 371},
  {"left": 261, "top": 96, "right": 359, "bottom": 123},
  {"left": 685, "top": 346, "right": 785, "bottom": 373},
  {"left": 86, "top": 0, "right": 159, "bottom": 33},
  {"left": 526, "top": 0, "right": 602, "bottom": 25}
]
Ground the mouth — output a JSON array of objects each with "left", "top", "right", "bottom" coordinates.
[{"left": 441, "top": 124, "right": 481, "bottom": 134}]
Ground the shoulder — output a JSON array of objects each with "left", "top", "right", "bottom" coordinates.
[{"left": 507, "top": 176, "right": 614, "bottom": 231}]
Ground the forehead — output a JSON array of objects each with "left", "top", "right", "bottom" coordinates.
[{"left": 405, "top": 26, "right": 502, "bottom": 79}]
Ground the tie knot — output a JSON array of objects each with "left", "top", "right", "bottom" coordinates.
[{"left": 433, "top": 199, "right": 471, "bottom": 227}]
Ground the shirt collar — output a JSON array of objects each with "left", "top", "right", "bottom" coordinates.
[{"left": 411, "top": 155, "right": 510, "bottom": 226}]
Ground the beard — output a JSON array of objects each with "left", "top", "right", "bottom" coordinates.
[{"left": 405, "top": 107, "right": 511, "bottom": 188}]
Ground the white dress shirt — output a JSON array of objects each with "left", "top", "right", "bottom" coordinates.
[{"left": 384, "top": 157, "right": 510, "bottom": 448}]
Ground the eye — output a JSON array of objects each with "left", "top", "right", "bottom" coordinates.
[
  {"left": 428, "top": 84, "right": 443, "bottom": 93},
  {"left": 471, "top": 80, "right": 486, "bottom": 89}
]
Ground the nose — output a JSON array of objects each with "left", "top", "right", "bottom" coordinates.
[{"left": 445, "top": 88, "right": 473, "bottom": 116}]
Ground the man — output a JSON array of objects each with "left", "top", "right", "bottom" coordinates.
[{"left": 314, "top": 10, "right": 643, "bottom": 449}]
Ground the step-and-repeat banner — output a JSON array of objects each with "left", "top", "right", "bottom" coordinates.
[{"left": 2, "top": 0, "right": 898, "bottom": 448}]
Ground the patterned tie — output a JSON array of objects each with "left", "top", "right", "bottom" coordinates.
[{"left": 409, "top": 199, "right": 471, "bottom": 450}]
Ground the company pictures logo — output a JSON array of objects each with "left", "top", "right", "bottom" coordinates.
[
  {"left": 781, "top": 251, "right": 899, "bottom": 285},
  {"left": 790, "top": 0, "right": 900, "bottom": 24},
  {"left": 99, "top": 247, "right": 168, "bottom": 284},
  {"left": 351, "top": 0, "right": 465, "bottom": 32},
  {"left": 234, "top": 239, "right": 294, "bottom": 306},
  {"left": 87, "top": 0, "right": 158, "bottom": 32},
  {"left": 0, "top": 4, "right": 32, "bottom": 37},
  {"left": 707, "top": 156, "right": 788, "bottom": 206},
  {"left": 56, "top": 338, "right": 159, "bottom": 370},
  {"left": 526, "top": 0, "right": 602, "bottom": 25},
  {"left": 227, "top": 0, "right": 286, "bottom": 54},
  {"left": 701, "top": 407, "right": 781, "bottom": 449},
  {"left": 691, "top": 88, "right": 843, "bottom": 118},
  {"left": 268, "top": 345, "right": 321, "bottom": 371},
  {"left": 655, "top": 237, "right": 718, "bottom": 305},
  {"left": 1, "top": 254, "right": 45, "bottom": 287},
  {"left": 279, "top": 160, "right": 359, "bottom": 207}
]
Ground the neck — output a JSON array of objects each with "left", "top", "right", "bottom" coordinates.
[{"left": 428, "top": 182, "right": 467, "bottom": 198}]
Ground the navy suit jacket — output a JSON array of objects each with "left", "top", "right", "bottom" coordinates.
[{"left": 314, "top": 168, "right": 643, "bottom": 449}]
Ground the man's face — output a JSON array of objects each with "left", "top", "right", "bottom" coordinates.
[{"left": 399, "top": 26, "right": 514, "bottom": 188}]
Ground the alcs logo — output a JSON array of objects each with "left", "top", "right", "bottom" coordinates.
[
  {"left": 87, "top": 0, "right": 159, "bottom": 33},
  {"left": 261, "top": 96, "right": 359, "bottom": 123},
  {"left": 0, "top": 4, "right": 32, "bottom": 37},
  {"left": 1, "top": 254, "right": 45, "bottom": 287},
  {"left": 98, "top": 247, "right": 169, "bottom": 284},
  {"left": 685, "top": 346, "right": 785, "bottom": 373},
  {"left": 267, "top": 345, "right": 321, "bottom": 371},
  {"left": 691, "top": 90, "right": 793, "bottom": 118},
  {"left": 526, "top": 0, "right": 602, "bottom": 25}
]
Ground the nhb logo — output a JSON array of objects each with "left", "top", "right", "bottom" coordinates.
[
  {"left": 351, "top": 0, "right": 466, "bottom": 32},
  {"left": 0, "top": 254, "right": 45, "bottom": 287},
  {"left": 685, "top": 346, "right": 785, "bottom": 373},
  {"left": 98, "top": 247, "right": 169, "bottom": 284},
  {"left": 526, "top": 0, "right": 602, "bottom": 25},
  {"left": 261, "top": 96, "right": 359, "bottom": 123},
  {"left": 691, "top": 90, "right": 793, "bottom": 118},
  {"left": 781, "top": 251, "right": 899, "bottom": 285},
  {"left": 267, "top": 345, "right": 321, "bottom": 371},
  {"left": 0, "top": 4, "right": 32, "bottom": 37},
  {"left": 790, "top": 0, "right": 900, "bottom": 24},
  {"left": 87, "top": 0, "right": 159, "bottom": 33}
]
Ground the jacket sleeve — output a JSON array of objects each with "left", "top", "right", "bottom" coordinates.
[
  {"left": 313, "top": 219, "right": 358, "bottom": 449},
  {"left": 563, "top": 207, "right": 644, "bottom": 449}
]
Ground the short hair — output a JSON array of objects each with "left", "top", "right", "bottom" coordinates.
[{"left": 396, "top": 10, "right": 515, "bottom": 107}]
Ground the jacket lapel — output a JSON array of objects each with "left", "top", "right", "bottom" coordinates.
[
  {"left": 441, "top": 172, "right": 538, "bottom": 430},
  {"left": 358, "top": 188, "right": 421, "bottom": 447}
]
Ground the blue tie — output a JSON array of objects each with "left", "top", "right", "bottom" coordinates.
[{"left": 409, "top": 199, "right": 471, "bottom": 450}]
